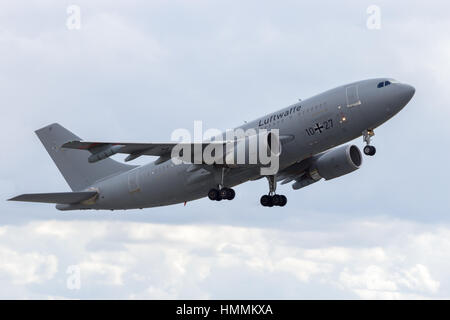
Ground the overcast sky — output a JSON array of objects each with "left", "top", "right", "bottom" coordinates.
[{"left": 1, "top": 0, "right": 450, "bottom": 299}]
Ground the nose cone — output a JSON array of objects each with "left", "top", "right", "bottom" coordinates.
[
  {"left": 400, "top": 83, "right": 415, "bottom": 105},
  {"left": 390, "top": 83, "right": 415, "bottom": 114}
]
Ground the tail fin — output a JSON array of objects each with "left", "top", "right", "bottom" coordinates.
[{"left": 35, "top": 123, "right": 135, "bottom": 191}]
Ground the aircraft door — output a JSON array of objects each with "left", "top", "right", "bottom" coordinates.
[
  {"left": 346, "top": 85, "right": 361, "bottom": 107},
  {"left": 336, "top": 85, "right": 363, "bottom": 135}
]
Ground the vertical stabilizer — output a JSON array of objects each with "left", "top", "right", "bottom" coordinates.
[{"left": 35, "top": 123, "right": 135, "bottom": 191}]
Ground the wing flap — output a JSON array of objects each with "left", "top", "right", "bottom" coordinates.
[{"left": 8, "top": 191, "right": 98, "bottom": 204}]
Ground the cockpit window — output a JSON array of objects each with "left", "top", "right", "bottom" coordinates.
[
  {"left": 377, "top": 82, "right": 384, "bottom": 88},
  {"left": 385, "top": 80, "right": 391, "bottom": 86}
]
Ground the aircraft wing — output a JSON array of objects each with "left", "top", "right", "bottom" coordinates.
[
  {"left": 275, "top": 158, "right": 311, "bottom": 184},
  {"left": 62, "top": 141, "right": 226, "bottom": 163},
  {"left": 62, "top": 134, "right": 295, "bottom": 164},
  {"left": 8, "top": 191, "right": 98, "bottom": 204}
]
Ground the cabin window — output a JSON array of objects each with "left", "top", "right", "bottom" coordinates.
[
  {"left": 384, "top": 80, "right": 391, "bottom": 86},
  {"left": 377, "top": 82, "right": 384, "bottom": 88}
]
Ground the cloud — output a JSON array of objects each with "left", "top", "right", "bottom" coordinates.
[
  {"left": 400, "top": 264, "right": 440, "bottom": 293},
  {"left": 340, "top": 265, "right": 398, "bottom": 292},
  {"left": 0, "top": 247, "right": 58, "bottom": 285},
  {"left": 276, "top": 258, "right": 332, "bottom": 282},
  {"left": 0, "top": 218, "right": 447, "bottom": 299}
]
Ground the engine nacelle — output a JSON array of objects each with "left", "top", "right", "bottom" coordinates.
[
  {"left": 310, "top": 144, "right": 362, "bottom": 180},
  {"left": 224, "top": 130, "right": 281, "bottom": 166}
]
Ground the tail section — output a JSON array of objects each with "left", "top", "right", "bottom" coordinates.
[{"left": 35, "top": 123, "right": 135, "bottom": 191}]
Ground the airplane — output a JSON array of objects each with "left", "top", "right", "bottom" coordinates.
[{"left": 8, "top": 78, "right": 415, "bottom": 210}]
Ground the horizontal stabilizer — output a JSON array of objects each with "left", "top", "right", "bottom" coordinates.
[{"left": 8, "top": 191, "right": 97, "bottom": 204}]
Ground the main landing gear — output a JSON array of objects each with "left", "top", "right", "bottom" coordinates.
[
  {"left": 362, "top": 129, "right": 376, "bottom": 156},
  {"left": 208, "top": 187, "right": 235, "bottom": 201},
  {"left": 208, "top": 167, "right": 236, "bottom": 201},
  {"left": 260, "top": 175, "right": 287, "bottom": 207}
]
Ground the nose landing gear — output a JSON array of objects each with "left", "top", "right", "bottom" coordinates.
[
  {"left": 260, "top": 175, "right": 287, "bottom": 207},
  {"left": 363, "top": 145, "right": 376, "bottom": 156},
  {"left": 362, "top": 129, "right": 376, "bottom": 156}
]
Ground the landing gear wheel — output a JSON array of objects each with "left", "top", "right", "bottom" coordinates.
[
  {"left": 226, "top": 188, "right": 235, "bottom": 200},
  {"left": 260, "top": 195, "right": 273, "bottom": 207},
  {"left": 219, "top": 188, "right": 228, "bottom": 199},
  {"left": 220, "top": 188, "right": 235, "bottom": 200},
  {"left": 363, "top": 145, "right": 376, "bottom": 156},
  {"left": 279, "top": 195, "right": 287, "bottom": 207},
  {"left": 272, "top": 195, "right": 282, "bottom": 206},
  {"left": 208, "top": 189, "right": 219, "bottom": 201}
]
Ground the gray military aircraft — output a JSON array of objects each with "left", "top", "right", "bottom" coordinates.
[{"left": 9, "top": 78, "right": 415, "bottom": 210}]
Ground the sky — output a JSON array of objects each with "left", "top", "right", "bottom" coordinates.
[{"left": 1, "top": 0, "right": 450, "bottom": 299}]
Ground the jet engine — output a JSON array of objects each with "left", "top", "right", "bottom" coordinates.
[
  {"left": 292, "top": 144, "right": 362, "bottom": 190},
  {"left": 224, "top": 130, "right": 282, "bottom": 166},
  {"left": 311, "top": 144, "right": 362, "bottom": 180}
]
